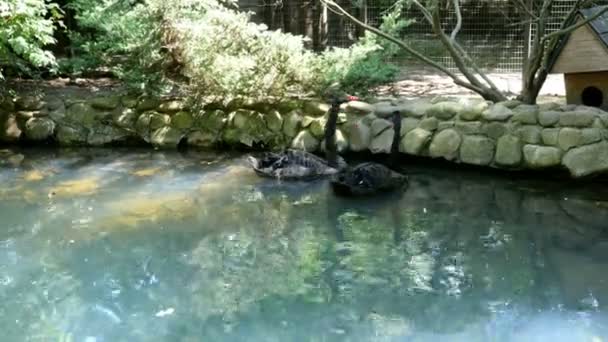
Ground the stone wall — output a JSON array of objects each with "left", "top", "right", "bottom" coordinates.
[{"left": 2, "top": 90, "right": 608, "bottom": 178}]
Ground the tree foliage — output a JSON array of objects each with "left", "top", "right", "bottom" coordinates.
[
  {"left": 2, "top": 0, "right": 400, "bottom": 101},
  {"left": 0, "top": 0, "right": 62, "bottom": 78}
]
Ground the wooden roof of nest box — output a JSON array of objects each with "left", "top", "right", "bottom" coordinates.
[{"left": 549, "top": 6, "right": 608, "bottom": 110}]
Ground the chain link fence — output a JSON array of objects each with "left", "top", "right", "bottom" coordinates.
[{"left": 240, "top": 0, "right": 608, "bottom": 73}]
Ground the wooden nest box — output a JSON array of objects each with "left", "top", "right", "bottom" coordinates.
[{"left": 549, "top": 6, "right": 608, "bottom": 110}]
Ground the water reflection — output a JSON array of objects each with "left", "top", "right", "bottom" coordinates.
[{"left": 0, "top": 148, "right": 608, "bottom": 341}]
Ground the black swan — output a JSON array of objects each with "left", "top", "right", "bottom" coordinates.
[
  {"left": 330, "top": 110, "right": 408, "bottom": 196},
  {"left": 248, "top": 149, "right": 346, "bottom": 180},
  {"left": 248, "top": 94, "right": 355, "bottom": 180}
]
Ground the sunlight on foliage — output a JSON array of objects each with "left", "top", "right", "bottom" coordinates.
[{"left": 0, "top": 0, "right": 60, "bottom": 78}]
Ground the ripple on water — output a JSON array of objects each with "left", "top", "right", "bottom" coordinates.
[{"left": 2, "top": 149, "right": 608, "bottom": 341}]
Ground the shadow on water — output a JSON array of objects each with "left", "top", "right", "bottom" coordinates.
[{"left": 1, "top": 148, "right": 608, "bottom": 341}]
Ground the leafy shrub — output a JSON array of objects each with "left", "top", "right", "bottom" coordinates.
[
  {"left": 0, "top": 0, "right": 61, "bottom": 78},
  {"left": 166, "top": 0, "right": 314, "bottom": 105}
]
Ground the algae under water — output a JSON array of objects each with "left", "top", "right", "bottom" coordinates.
[{"left": 1, "top": 148, "right": 608, "bottom": 341}]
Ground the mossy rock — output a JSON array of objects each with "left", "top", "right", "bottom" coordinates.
[
  {"left": 171, "top": 111, "right": 194, "bottom": 130},
  {"left": 24, "top": 117, "right": 55, "bottom": 141},
  {"left": 427, "top": 101, "right": 463, "bottom": 120},
  {"left": 158, "top": 100, "right": 185, "bottom": 113},
  {"left": 264, "top": 110, "right": 283, "bottom": 133},
  {"left": 194, "top": 110, "right": 226, "bottom": 133},
  {"left": 90, "top": 96, "right": 121, "bottom": 110}
]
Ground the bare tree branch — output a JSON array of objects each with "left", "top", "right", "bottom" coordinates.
[
  {"left": 512, "top": 0, "right": 538, "bottom": 20},
  {"left": 410, "top": 0, "right": 434, "bottom": 24},
  {"left": 450, "top": 0, "right": 462, "bottom": 41},
  {"left": 320, "top": 0, "right": 490, "bottom": 95}
]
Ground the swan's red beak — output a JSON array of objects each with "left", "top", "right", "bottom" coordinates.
[{"left": 347, "top": 95, "right": 359, "bottom": 102}]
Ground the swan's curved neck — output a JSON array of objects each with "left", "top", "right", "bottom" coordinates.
[{"left": 324, "top": 102, "right": 341, "bottom": 168}]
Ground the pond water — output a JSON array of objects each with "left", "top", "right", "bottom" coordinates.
[{"left": 1, "top": 148, "right": 608, "bottom": 341}]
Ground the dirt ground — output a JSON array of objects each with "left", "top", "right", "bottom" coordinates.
[
  {"left": 379, "top": 71, "right": 566, "bottom": 104},
  {"left": 4, "top": 72, "right": 567, "bottom": 104}
]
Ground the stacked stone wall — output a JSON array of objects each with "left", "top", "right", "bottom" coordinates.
[{"left": 2, "top": 91, "right": 608, "bottom": 178}]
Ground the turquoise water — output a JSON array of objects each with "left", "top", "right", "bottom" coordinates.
[{"left": 1, "top": 148, "right": 608, "bottom": 341}]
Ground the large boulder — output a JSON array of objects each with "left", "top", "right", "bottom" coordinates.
[
  {"left": 187, "top": 131, "right": 216, "bottom": 148},
  {"left": 482, "top": 122, "right": 507, "bottom": 140},
  {"left": 150, "top": 126, "right": 183, "bottom": 148},
  {"left": 458, "top": 99, "right": 489, "bottom": 121},
  {"left": 291, "top": 130, "right": 319, "bottom": 151},
  {"left": 113, "top": 108, "right": 139, "bottom": 128},
  {"left": 137, "top": 98, "right": 161, "bottom": 112},
  {"left": 15, "top": 95, "right": 45, "bottom": 110},
  {"left": 429, "top": 129, "right": 462, "bottom": 160},
  {"left": 157, "top": 100, "right": 185, "bottom": 113},
  {"left": 0, "top": 113, "right": 21, "bottom": 142},
  {"left": 195, "top": 109, "right": 226, "bottom": 133},
  {"left": 373, "top": 102, "right": 397, "bottom": 118},
  {"left": 512, "top": 104, "right": 538, "bottom": 124},
  {"left": 459, "top": 135, "right": 495, "bottom": 165},
  {"left": 149, "top": 112, "right": 171, "bottom": 130},
  {"left": 87, "top": 126, "right": 129, "bottom": 146},
  {"left": 557, "top": 128, "right": 582, "bottom": 151},
  {"left": 397, "top": 99, "right": 431, "bottom": 118},
  {"left": 400, "top": 128, "right": 432, "bottom": 155},
  {"left": 559, "top": 111, "right": 595, "bottom": 127},
  {"left": 65, "top": 102, "right": 99, "bottom": 126},
  {"left": 523, "top": 145, "right": 561, "bottom": 168},
  {"left": 90, "top": 96, "right": 121, "bottom": 110},
  {"left": 541, "top": 128, "right": 559, "bottom": 146},
  {"left": 495, "top": 135, "right": 522, "bottom": 166},
  {"left": 302, "top": 100, "right": 329, "bottom": 116},
  {"left": 348, "top": 120, "right": 372, "bottom": 152},
  {"left": 427, "top": 101, "right": 463, "bottom": 120},
  {"left": 371, "top": 118, "right": 393, "bottom": 136},
  {"left": 581, "top": 128, "right": 602, "bottom": 145},
  {"left": 282, "top": 110, "right": 302, "bottom": 138},
  {"left": 56, "top": 125, "right": 87, "bottom": 145},
  {"left": 538, "top": 110, "right": 560, "bottom": 126},
  {"left": 517, "top": 125, "right": 542, "bottom": 144},
  {"left": 370, "top": 129, "right": 394, "bottom": 154},
  {"left": 24, "top": 117, "right": 55, "bottom": 141},
  {"left": 344, "top": 101, "right": 374, "bottom": 115},
  {"left": 455, "top": 121, "right": 482, "bottom": 135},
  {"left": 419, "top": 117, "right": 439, "bottom": 131},
  {"left": 481, "top": 103, "right": 513, "bottom": 121},
  {"left": 400, "top": 118, "right": 420, "bottom": 136},
  {"left": 265, "top": 110, "right": 283, "bottom": 133},
  {"left": 321, "top": 129, "right": 348, "bottom": 153},
  {"left": 171, "top": 111, "right": 194, "bottom": 130},
  {"left": 309, "top": 118, "right": 326, "bottom": 138},
  {"left": 562, "top": 141, "right": 608, "bottom": 177}
]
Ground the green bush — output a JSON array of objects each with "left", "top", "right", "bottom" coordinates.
[
  {"left": 3, "top": 0, "right": 404, "bottom": 102},
  {"left": 0, "top": 0, "right": 61, "bottom": 78}
]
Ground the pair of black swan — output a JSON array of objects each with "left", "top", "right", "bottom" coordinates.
[{"left": 248, "top": 95, "right": 408, "bottom": 196}]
